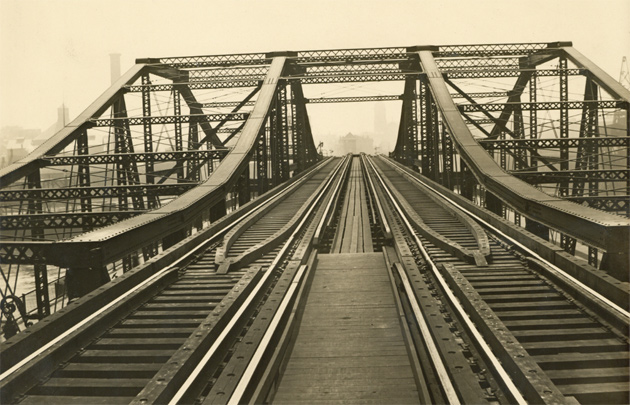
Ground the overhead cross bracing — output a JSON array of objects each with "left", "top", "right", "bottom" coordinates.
[{"left": 0, "top": 41, "right": 628, "bottom": 336}]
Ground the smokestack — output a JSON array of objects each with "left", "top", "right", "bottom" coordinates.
[
  {"left": 57, "top": 104, "right": 69, "bottom": 128},
  {"left": 110, "top": 53, "right": 121, "bottom": 84}
]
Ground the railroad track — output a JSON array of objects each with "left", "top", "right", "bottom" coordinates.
[
  {"left": 365, "top": 154, "right": 630, "bottom": 404},
  {"left": 2, "top": 153, "right": 628, "bottom": 404},
  {"left": 0, "top": 156, "right": 350, "bottom": 404}
]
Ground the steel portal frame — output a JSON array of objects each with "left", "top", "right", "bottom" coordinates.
[{"left": 1, "top": 42, "right": 629, "bottom": 326}]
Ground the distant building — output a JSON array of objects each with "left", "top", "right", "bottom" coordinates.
[
  {"left": 0, "top": 105, "right": 69, "bottom": 168},
  {"left": 338, "top": 132, "right": 374, "bottom": 155}
]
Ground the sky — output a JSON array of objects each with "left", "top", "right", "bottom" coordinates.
[{"left": 1, "top": 0, "right": 629, "bottom": 140}]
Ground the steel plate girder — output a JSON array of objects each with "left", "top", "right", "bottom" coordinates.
[
  {"left": 0, "top": 64, "right": 147, "bottom": 187},
  {"left": 41, "top": 56, "right": 290, "bottom": 268},
  {"left": 417, "top": 49, "right": 630, "bottom": 256}
]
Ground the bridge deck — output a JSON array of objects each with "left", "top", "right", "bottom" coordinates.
[
  {"left": 330, "top": 158, "right": 373, "bottom": 253},
  {"left": 273, "top": 252, "right": 420, "bottom": 404}
]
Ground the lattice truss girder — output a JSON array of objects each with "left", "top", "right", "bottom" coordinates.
[
  {"left": 0, "top": 58, "right": 317, "bottom": 252},
  {"left": 390, "top": 46, "right": 629, "bottom": 219},
  {"left": 0, "top": 54, "right": 323, "bottom": 325},
  {"left": 1, "top": 43, "right": 629, "bottom": 326},
  {"left": 402, "top": 45, "right": 628, "bottom": 272}
]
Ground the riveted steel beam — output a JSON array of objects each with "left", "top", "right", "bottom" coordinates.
[
  {"left": 0, "top": 64, "right": 147, "bottom": 187},
  {"left": 40, "top": 56, "right": 291, "bottom": 268},
  {"left": 417, "top": 49, "right": 630, "bottom": 274}
]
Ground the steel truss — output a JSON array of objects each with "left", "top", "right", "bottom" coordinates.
[{"left": 1, "top": 42, "right": 629, "bottom": 329}]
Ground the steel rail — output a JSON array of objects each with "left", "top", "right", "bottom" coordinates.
[
  {"left": 313, "top": 155, "right": 352, "bottom": 245},
  {"left": 363, "top": 157, "right": 462, "bottom": 405},
  {"left": 381, "top": 156, "right": 630, "bottom": 325},
  {"left": 169, "top": 157, "right": 347, "bottom": 404},
  {"left": 360, "top": 154, "right": 391, "bottom": 239},
  {"left": 0, "top": 158, "right": 332, "bottom": 396},
  {"left": 226, "top": 265, "right": 308, "bottom": 405},
  {"left": 416, "top": 49, "right": 630, "bottom": 271},
  {"left": 225, "top": 155, "right": 355, "bottom": 404},
  {"left": 365, "top": 156, "right": 528, "bottom": 405}
]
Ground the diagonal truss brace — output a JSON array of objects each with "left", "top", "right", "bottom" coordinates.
[{"left": 417, "top": 48, "right": 630, "bottom": 272}]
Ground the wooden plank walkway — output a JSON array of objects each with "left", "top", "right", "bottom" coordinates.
[
  {"left": 272, "top": 253, "right": 420, "bottom": 404},
  {"left": 331, "top": 157, "right": 373, "bottom": 254}
]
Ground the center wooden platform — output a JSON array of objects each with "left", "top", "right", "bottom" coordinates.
[
  {"left": 272, "top": 252, "right": 420, "bottom": 404},
  {"left": 330, "top": 158, "right": 373, "bottom": 253}
]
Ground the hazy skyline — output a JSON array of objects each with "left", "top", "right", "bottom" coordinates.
[{"left": 1, "top": 0, "right": 629, "bottom": 138}]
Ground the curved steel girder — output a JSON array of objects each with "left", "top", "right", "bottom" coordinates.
[
  {"left": 0, "top": 64, "right": 147, "bottom": 187},
  {"left": 42, "top": 56, "right": 290, "bottom": 268},
  {"left": 562, "top": 46, "right": 630, "bottom": 102},
  {"left": 417, "top": 49, "right": 630, "bottom": 258}
]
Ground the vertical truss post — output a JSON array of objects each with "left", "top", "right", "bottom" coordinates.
[
  {"left": 586, "top": 82, "right": 599, "bottom": 198},
  {"left": 270, "top": 84, "right": 289, "bottom": 186},
  {"left": 290, "top": 81, "right": 305, "bottom": 173},
  {"left": 559, "top": 56, "right": 570, "bottom": 197},
  {"left": 290, "top": 81, "right": 318, "bottom": 172},
  {"left": 256, "top": 125, "right": 268, "bottom": 195},
  {"left": 459, "top": 162, "right": 475, "bottom": 200},
  {"left": 431, "top": 103, "right": 441, "bottom": 182},
  {"left": 142, "top": 73, "right": 159, "bottom": 210},
  {"left": 441, "top": 123, "right": 453, "bottom": 189},
  {"left": 529, "top": 72, "right": 538, "bottom": 169},
  {"left": 573, "top": 78, "right": 598, "bottom": 197},
  {"left": 499, "top": 132, "right": 507, "bottom": 169},
  {"left": 113, "top": 96, "right": 144, "bottom": 210},
  {"left": 113, "top": 99, "right": 129, "bottom": 211},
  {"left": 113, "top": 95, "right": 143, "bottom": 271},
  {"left": 141, "top": 74, "right": 155, "bottom": 187},
  {"left": 279, "top": 84, "right": 290, "bottom": 182},
  {"left": 588, "top": 247, "right": 599, "bottom": 268},
  {"left": 424, "top": 85, "right": 439, "bottom": 181},
  {"left": 237, "top": 166, "right": 250, "bottom": 207},
  {"left": 419, "top": 79, "right": 430, "bottom": 175},
  {"left": 187, "top": 116, "right": 200, "bottom": 182},
  {"left": 76, "top": 129, "right": 92, "bottom": 213},
  {"left": 173, "top": 88, "right": 185, "bottom": 182},
  {"left": 394, "top": 101, "right": 406, "bottom": 163},
  {"left": 513, "top": 100, "right": 525, "bottom": 226},
  {"left": 27, "top": 170, "right": 50, "bottom": 318},
  {"left": 398, "top": 76, "right": 419, "bottom": 166}
]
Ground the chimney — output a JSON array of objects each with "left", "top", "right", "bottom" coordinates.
[
  {"left": 57, "top": 104, "right": 69, "bottom": 128},
  {"left": 110, "top": 53, "right": 121, "bottom": 84}
]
